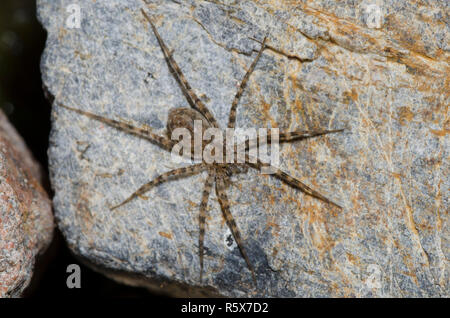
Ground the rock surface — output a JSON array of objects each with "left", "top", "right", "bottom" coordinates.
[
  {"left": 0, "top": 110, "right": 53, "bottom": 297},
  {"left": 40, "top": 0, "right": 448, "bottom": 297}
]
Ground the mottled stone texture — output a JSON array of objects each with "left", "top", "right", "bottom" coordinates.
[
  {"left": 39, "top": 0, "right": 448, "bottom": 297},
  {"left": 0, "top": 110, "right": 53, "bottom": 297}
]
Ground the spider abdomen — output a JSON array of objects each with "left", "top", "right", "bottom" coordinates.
[{"left": 167, "top": 107, "right": 211, "bottom": 138}]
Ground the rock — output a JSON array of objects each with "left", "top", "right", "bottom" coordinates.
[
  {"left": 0, "top": 110, "right": 54, "bottom": 297},
  {"left": 39, "top": 0, "right": 448, "bottom": 297}
]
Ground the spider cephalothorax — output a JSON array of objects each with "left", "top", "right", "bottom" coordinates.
[
  {"left": 58, "top": 7, "right": 344, "bottom": 286},
  {"left": 167, "top": 106, "right": 236, "bottom": 182}
]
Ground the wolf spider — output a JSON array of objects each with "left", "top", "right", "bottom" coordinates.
[{"left": 58, "top": 8, "right": 343, "bottom": 285}]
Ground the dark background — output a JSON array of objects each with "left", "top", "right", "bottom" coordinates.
[{"left": 0, "top": 0, "right": 157, "bottom": 297}]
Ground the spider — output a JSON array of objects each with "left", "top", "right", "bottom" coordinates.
[{"left": 58, "top": 8, "right": 344, "bottom": 285}]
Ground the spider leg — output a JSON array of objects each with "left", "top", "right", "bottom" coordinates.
[
  {"left": 58, "top": 102, "right": 175, "bottom": 152},
  {"left": 228, "top": 36, "right": 267, "bottom": 129},
  {"left": 269, "top": 128, "right": 344, "bottom": 143},
  {"left": 141, "top": 9, "right": 219, "bottom": 128},
  {"left": 215, "top": 177, "right": 257, "bottom": 285},
  {"left": 246, "top": 158, "right": 342, "bottom": 209},
  {"left": 199, "top": 172, "right": 214, "bottom": 282},
  {"left": 239, "top": 128, "right": 345, "bottom": 152},
  {"left": 111, "top": 163, "right": 208, "bottom": 210}
]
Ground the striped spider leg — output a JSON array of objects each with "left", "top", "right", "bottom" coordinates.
[
  {"left": 246, "top": 157, "right": 342, "bottom": 209},
  {"left": 141, "top": 9, "right": 218, "bottom": 128}
]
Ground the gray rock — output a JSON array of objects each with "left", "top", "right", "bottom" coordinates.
[
  {"left": 0, "top": 110, "right": 54, "bottom": 297},
  {"left": 40, "top": 0, "right": 448, "bottom": 297}
]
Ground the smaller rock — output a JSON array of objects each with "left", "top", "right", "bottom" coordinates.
[{"left": 0, "top": 110, "right": 54, "bottom": 298}]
